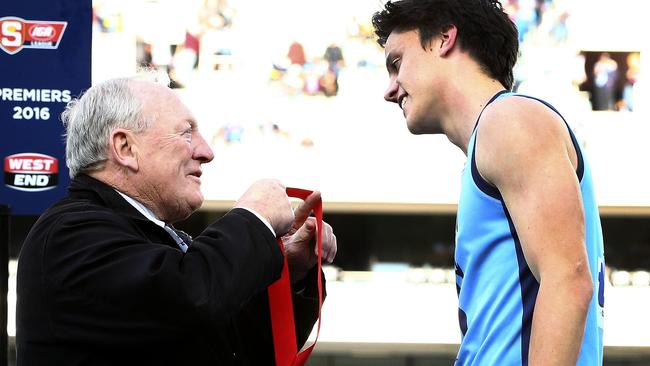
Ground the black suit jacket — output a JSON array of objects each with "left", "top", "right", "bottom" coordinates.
[{"left": 16, "top": 174, "right": 323, "bottom": 365}]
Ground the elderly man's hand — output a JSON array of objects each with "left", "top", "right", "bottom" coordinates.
[
  {"left": 234, "top": 179, "right": 295, "bottom": 236},
  {"left": 281, "top": 191, "right": 337, "bottom": 283}
]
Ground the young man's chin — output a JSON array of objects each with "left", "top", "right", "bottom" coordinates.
[{"left": 406, "top": 122, "right": 428, "bottom": 135}]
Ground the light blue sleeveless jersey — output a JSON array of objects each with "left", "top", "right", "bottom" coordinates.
[{"left": 455, "top": 92, "right": 605, "bottom": 365}]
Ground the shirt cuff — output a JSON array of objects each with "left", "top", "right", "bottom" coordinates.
[{"left": 238, "top": 207, "right": 276, "bottom": 237}]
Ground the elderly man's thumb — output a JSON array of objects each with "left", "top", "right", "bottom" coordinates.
[{"left": 303, "top": 217, "right": 317, "bottom": 234}]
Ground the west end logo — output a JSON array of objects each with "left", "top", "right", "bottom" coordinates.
[
  {"left": 0, "top": 17, "right": 67, "bottom": 55},
  {"left": 4, "top": 153, "right": 59, "bottom": 192}
]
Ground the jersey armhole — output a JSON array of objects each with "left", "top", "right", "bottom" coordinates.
[
  {"left": 514, "top": 95, "right": 585, "bottom": 182},
  {"left": 471, "top": 136, "right": 503, "bottom": 200},
  {"left": 471, "top": 94, "right": 585, "bottom": 198}
]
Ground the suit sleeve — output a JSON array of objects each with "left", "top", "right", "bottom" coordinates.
[{"left": 42, "top": 207, "right": 284, "bottom": 343}]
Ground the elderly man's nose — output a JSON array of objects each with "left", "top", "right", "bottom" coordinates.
[{"left": 193, "top": 134, "right": 214, "bottom": 163}]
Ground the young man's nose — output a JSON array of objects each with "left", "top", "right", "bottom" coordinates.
[{"left": 384, "top": 79, "right": 399, "bottom": 103}]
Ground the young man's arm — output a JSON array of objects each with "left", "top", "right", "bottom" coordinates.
[{"left": 476, "top": 97, "right": 594, "bottom": 365}]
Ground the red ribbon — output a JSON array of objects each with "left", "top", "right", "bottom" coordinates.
[{"left": 267, "top": 187, "right": 323, "bottom": 366}]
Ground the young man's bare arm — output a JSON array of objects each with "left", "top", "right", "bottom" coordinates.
[{"left": 476, "top": 97, "right": 594, "bottom": 365}]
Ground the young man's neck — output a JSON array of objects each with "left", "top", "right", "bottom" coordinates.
[{"left": 439, "top": 79, "right": 506, "bottom": 155}]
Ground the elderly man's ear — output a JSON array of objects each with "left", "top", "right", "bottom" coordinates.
[{"left": 110, "top": 129, "right": 140, "bottom": 172}]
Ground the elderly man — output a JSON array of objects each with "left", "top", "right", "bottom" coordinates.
[{"left": 16, "top": 73, "right": 337, "bottom": 365}]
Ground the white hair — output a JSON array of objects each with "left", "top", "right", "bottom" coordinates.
[{"left": 62, "top": 69, "right": 170, "bottom": 178}]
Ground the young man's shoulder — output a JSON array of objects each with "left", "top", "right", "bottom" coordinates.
[
  {"left": 475, "top": 94, "right": 573, "bottom": 184},
  {"left": 477, "top": 94, "right": 569, "bottom": 148},
  {"left": 482, "top": 95, "right": 564, "bottom": 129}
]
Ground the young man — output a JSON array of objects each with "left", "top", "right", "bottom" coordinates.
[
  {"left": 17, "top": 73, "right": 337, "bottom": 365},
  {"left": 373, "top": 1, "right": 604, "bottom": 365}
]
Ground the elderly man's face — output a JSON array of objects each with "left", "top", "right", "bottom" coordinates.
[{"left": 132, "top": 82, "right": 214, "bottom": 222}]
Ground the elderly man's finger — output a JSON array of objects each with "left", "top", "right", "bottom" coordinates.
[
  {"left": 291, "top": 190, "right": 321, "bottom": 231},
  {"left": 316, "top": 223, "right": 336, "bottom": 263},
  {"left": 327, "top": 233, "right": 337, "bottom": 263}
]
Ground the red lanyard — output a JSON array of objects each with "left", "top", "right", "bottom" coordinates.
[{"left": 267, "top": 187, "right": 323, "bottom": 366}]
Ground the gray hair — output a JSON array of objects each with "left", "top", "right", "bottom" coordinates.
[{"left": 62, "top": 70, "right": 170, "bottom": 178}]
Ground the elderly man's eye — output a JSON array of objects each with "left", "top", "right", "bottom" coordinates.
[{"left": 182, "top": 129, "right": 193, "bottom": 142}]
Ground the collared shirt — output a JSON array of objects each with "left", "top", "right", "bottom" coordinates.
[
  {"left": 115, "top": 190, "right": 276, "bottom": 237},
  {"left": 115, "top": 190, "right": 189, "bottom": 252},
  {"left": 116, "top": 190, "right": 165, "bottom": 228}
]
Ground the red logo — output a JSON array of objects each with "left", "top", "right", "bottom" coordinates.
[
  {"left": 0, "top": 16, "right": 67, "bottom": 55},
  {"left": 4, "top": 153, "right": 59, "bottom": 192},
  {"left": 28, "top": 25, "right": 56, "bottom": 41}
]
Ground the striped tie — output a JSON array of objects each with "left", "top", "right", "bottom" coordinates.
[{"left": 163, "top": 225, "right": 190, "bottom": 253}]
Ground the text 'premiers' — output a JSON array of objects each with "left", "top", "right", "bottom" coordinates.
[{"left": 1, "top": 87, "right": 72, "bottom": 121}]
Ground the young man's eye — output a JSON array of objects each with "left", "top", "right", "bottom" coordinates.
[{"left": 392, "top": 58, "right": 401, "bottom": 70}]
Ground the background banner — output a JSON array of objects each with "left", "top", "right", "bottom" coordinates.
[{"left": 0, "top": 0, "right": 92, "bottom": 215}]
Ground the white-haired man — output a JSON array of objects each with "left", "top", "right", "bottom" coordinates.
[{"left": 17, "top": 74, "right": 337, "bottom": 365}]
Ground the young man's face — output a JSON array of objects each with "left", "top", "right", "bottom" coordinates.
[{"left": 383, "top": 30, "right": 445, "bottom": 135}]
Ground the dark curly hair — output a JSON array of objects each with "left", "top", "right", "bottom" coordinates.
[{"left": 372, "top": 0, "right": 518, "bottom": 90}]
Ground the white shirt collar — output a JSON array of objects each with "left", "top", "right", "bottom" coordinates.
[
  {"left": 116, "top": 189, "right": 276, "bottom": 238},
  {"left": 115, "top": 190, "right": 165, "bottom": 228}
]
